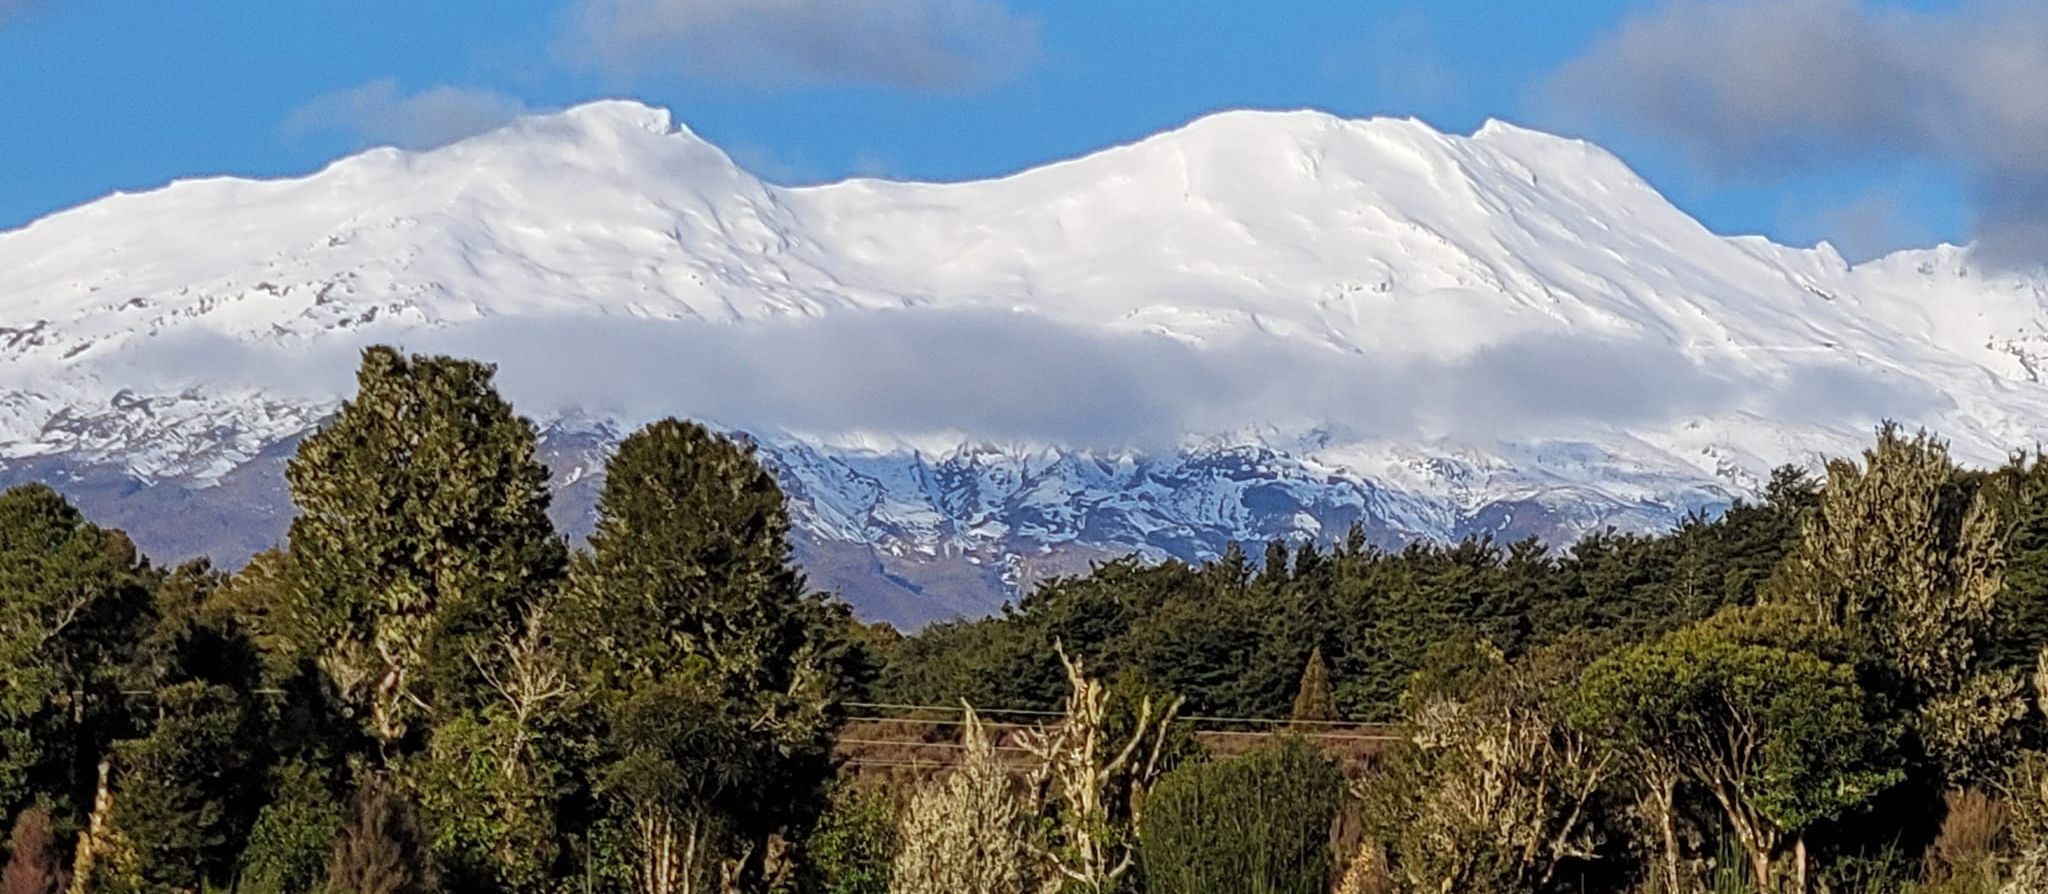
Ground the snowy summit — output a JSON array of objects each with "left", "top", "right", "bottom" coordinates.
[{"left": 2, "top": 101, "right": 2044, "bottom": 625}]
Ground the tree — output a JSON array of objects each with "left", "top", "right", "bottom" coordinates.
[
  {"left": 1289, "top": 646, "right": 1337, "bottom": 725},
  {"left": 563, "top": 419, "right": 853, "bottom": 893},
  {"left": 1140, "top": 739, "right": 1342, "bottom": 894},
  {"left": 235, "top": 761, "right": 349, "bottom": 894},
  {"left": 325, "top": 780, "right": 439, "bottom": 894},
  {"left": 1573, "top": 605, "right": 1903, "bottom": 892},
  {"left": 410, "top": 602, "right": 573, "bottom": 894},
  {"left": 108, "top": 683, "right": 263, "bottom": 894},
  {"left": 1767, "top": 425, "right": 2016, "bottom": 781},
  {"left": 105, "top": 561, "right": 268, "bottom": 894},
  {"left": 1017, "top": 644, "right": 1184, "bottom": 894},
  {"left": 890, "top": 707, "right": 1037, "bottom": 894},
  {"left": 1363, "top": 638, "right": 1611, "bottom": 894},
  {"left": 279, "top": 346, "right": 565, "bottom": 752},
  {"left": 0, "top": 485, "right": 154, "bottom": 866}
]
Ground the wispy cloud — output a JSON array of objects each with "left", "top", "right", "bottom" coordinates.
[
  {"left": 1777, "top": 183, "right": 1942, "bottom": 264},
  {"left": 559, "top": 0, "right": 1041, "bottom": 91},
  {"left": 1542, "top": 0, "right": 2048, "bottom": 267},
  {"left": 281, "top": 80, "right": 534, "bottom": 151},
  {"left": 110, "top": 309, "right": 1941, "bottom": 452}
]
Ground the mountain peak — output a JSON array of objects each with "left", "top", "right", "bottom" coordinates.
[{"left": 531, "top": 99, "right": 683, "bottom": 139}]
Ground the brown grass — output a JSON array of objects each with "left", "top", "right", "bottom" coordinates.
[{"left": 1927, "top": 787, "right": 2009, "bottom": 890}]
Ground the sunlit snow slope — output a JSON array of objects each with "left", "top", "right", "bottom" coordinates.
[{"left": 5, "top": 100, "right": 2046, "bottom": 625}]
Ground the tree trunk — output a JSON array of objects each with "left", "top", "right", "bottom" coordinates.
[
  {"left": 1647, "top": 775, "right": 1683, "bottom": 894},
  {"left": 1794, "top": 836, "right": 1808, "bottom": 894},
  {"left": 65, "top": 759, "right": 112, "bottom": 894}
]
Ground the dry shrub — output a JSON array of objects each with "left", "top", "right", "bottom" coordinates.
[
  {"left": 889, "top": 707, "right": 1037, "bottom": 894},
  {"left": 1928, "top": 787, "right": 2007, "bottom": 886},
  {"left": 1, "top": 809, "right": 65, "bottom": 894},
  {"left": 1332, "top": 844, "right": 1396, "bottom": 894},
  {"left": 325, "top": 782, "right": 439, "bottom": 894}
]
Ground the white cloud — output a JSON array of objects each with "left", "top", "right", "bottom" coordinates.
[
  {"left": 281, "top": 80, "right": 534, "bottom": 151},
  {"left": 1543, "top": 0, "right": 2048, "bottom": 267},
  {"left": 112, "top": 309, "right": 1939, "bottom": 452},
  {"left": 561, "top": 0, "right": 1041, "bottom": 91}
]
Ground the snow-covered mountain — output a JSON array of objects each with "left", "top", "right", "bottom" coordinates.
[{"left": 5, "top": 100, "right": 2047, "bottom": 626}]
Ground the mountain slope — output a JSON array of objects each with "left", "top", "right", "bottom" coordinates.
[{"left": 3, "top": 100, "right": 2045, "bottom": 626}]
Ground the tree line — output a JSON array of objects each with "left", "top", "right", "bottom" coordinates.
[
  {"left": 9, "top": 344, "right": 2048, "bottom": 893},
  {"left": 1, "top": 347, "right": 868, "bottom": 894}
]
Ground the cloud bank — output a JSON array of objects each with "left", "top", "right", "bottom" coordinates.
[
  {"left": 113, "top": 309, "right": 1944, "bottom": 452},
  {"left": 560, "top": 0, "right": 1041, "bottom": 90},
  {"left": 281, "top": 80, "right": 534, "bottom": 151},
  {"left": 1544, "top": 0, "right": 2048, "bottom": 267}
]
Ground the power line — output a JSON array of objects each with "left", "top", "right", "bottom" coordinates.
[{"left": 845, "top": 700, "right": 1386, "bottom": 729}]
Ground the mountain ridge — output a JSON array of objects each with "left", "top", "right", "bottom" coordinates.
[{"left": 2, "top": 100, "right": 2043, "bottom": 626}]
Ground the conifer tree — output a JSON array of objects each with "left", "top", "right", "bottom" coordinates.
[
  {"left": 278, "top": 346, "right": 565, "bottom": 751},
  {"left": 1289, "top": 646, "right": 1337, "bottom": 725},
  {"left": 564, "top": 419, "right": 853, "bottom": 893}
]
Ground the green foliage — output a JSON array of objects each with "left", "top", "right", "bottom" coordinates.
[
  {"left": 563, "top": 419, "right": 855, "bottom": 892},
  {"left": 0, "top": 484, "right": 155, "bottom": 829},
  {"left": 106, "top": 560, "right": 270, "bottom": 894},
  {"left": 109, "top": 682, "right": 264, "bottom": 894},
  {"left": 1364, "top": 636, "right": 1613, "bottom": 894},
  {"left": 236, "top": 761, "right": 349, "bottom": 894},
  {"left": 1288, "top": 647, "right": 1336, "bottom": 724},
  {"left": 795, "top": 785, "right": 897, "bottom": 894},
  {"left": 880, "top": 470, "right": 1813, "bottom": 726},
  {"left": 279, "top": 346, "right": 566, "bottom": 750},
  {"left": 1574, "top": 605, "right": 1904, "bottom": 889},
  {"left": 1139, "top": 739, "right": 1341, "bottom": 894},
  {"left": 1770, "top": 425, "right": 2024, "bottom": 786}
]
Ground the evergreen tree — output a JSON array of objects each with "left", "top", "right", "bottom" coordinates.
[
  {"left": 1769, "top": 425, "right": 2019, "bottom": 782},
  {"left": 109, "top": 561, "right": 268, "bottom": 893},
  {"left": 0, "top": 485, "right": 154, "bottom": 835},
  {"left": 563, "top": 419, "right": 853, "bottom": 893},
  {"left": 1994, "top": 453, "right": 2048, "bottom": 670},
  {"left": 1257, "top": 540, "right": 1292, "bottom": 589},
  {"left": 278, "top": 346, "right": 566, "bottom": 752},
  {"left": 1288, "top": 646, "right": 1337, "bottom": 725}
]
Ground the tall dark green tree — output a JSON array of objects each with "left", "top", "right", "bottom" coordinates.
[
  {"left": 0, "top": 484, "right": 154, "bottom": 836},
  {"left": 563, "top": 419, "right": 854, "bottom": 893},
  {"left": 278, "top": 346, "right": 566, "bottom": 752},
  {"left": 107, "top": 561, "right": 268, "bottom": 894}
]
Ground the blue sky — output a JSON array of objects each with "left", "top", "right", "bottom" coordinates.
[{"left": 1, "top": 0, "right": 2031, "bottom": 263}]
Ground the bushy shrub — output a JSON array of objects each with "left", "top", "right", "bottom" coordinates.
[
  {"left": 235, "top": 761, "right": 347, "bottom": 894},
  {"left": 1139, "top": 738, "right": 1342, "bottom": 894},
  {"left": 889, "top": 708, "right": 1036, "bottom": 894},
  {"left": 797, "top": 785, "right": 898, "bottom": 894}
]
